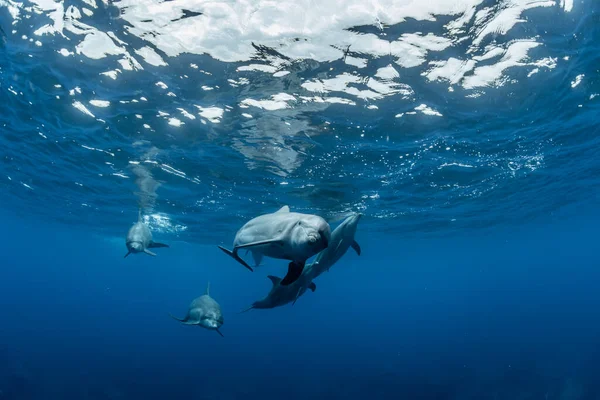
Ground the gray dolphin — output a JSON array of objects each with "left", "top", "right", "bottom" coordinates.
[
  {"left": 289, "top": 212, "right": 362, "bottom": 303},
  {"left": 124, "top": 210, "right": 169, "bottom": 257},
  {"left": 240, "top": 275, "right": 316, "bottom": 312},
  {"left": 218, "top": 205, "right": 331, "bottom": 286},
  {"left": 170, "top": 282, "right": 224, "bottom": 337},
  {"left": 241, "top": 212, "right": 362, "bottom": 310}
]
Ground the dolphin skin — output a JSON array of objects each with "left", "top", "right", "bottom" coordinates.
[
  {"left": 218, "top": 206, "right": 331, "bottom": 285},
  {"left": 170, "top": 282, "right": 224, "bottom": 337},
  {"left": 124, "top": 210, "right": 169, "bottom": 258}
]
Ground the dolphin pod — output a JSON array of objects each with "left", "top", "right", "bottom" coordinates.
[{"left": 122, "top": 206, "right": 362, "bottom": 337}]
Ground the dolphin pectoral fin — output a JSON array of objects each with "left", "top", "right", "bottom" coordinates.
[
  {"left": 281, "top": 261, "right": 305, "bottom": 286},
  {"left": 124, "top": 251, "right": 131, "bottom": 258},
  {"left": 292, "top": 287, "right": 304, "bottom": 306},
  {"left": 148, "top": 242, "right": 169, "bottom": 249},
  {"left": 267, "top": 275, "right": 282, "bottom": 287},
  {"left": 238, "top": 305, "right": 255, "bottom": 314},
  {"left": 169, "top": 314, "right": 196, "bottom": 325},
  {"left": 309, "top": 282, "right": 317, "bottom": 292},
  {"left": 252, "top": 251, "right": 263, "bottom": 267},
  {"left": 143, "top": 249, "right": 157, "bottom": 256},
  {"left": 218, "top": 246, "right": 254, "bottom": 272},
  {"left": 235, "top": 239, "right": 284, "bottom": 250},
  {"left": 351, "top": 240, "right": 361, "bottom": 255},
  {"left": 216, "top": 328, "right": 224, "bottom": 337}
]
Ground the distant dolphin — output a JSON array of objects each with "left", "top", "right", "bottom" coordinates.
[
  {"left": 218, "top": 205, "right": 331, "bottom": 285},
  {"left": 170, "top": 282, "right": 224, "bottom": 337},
  {"left": 241, "top": 213, "right": 362, "bottom": 310},
  {"left": 124, "top": 210, "right": 169, "bottom": 257},
  {"left": 239, "top": 275, "right": 316, "bottom": 312}
]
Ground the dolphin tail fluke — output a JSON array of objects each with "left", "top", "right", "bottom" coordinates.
[
  {"left": 144, "top": 249, "right": 157, "bottom": 256},
  {"left": 124, "top": 251, "right": 131, "bottom": 258},
  {"left": 217, "top": 246, "right": 254, "bottom": 272},
  {"left": 281, "top": 261, "right": 305, "bottom": 286},
  {"left": 216, "top": 328, "right": 224, "bottom": 338},
  {"left": 351, "top": 240, "right": 361, "bottom": 256},
  {"left": 148, "top": 242, "right": 169, "bottom": 249}
]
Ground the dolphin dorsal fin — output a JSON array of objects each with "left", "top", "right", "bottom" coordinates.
[
  {"left": 205, "top": 282, "right": 210, "bottom": 296},
  {"left": 267, "top": 275, "right": 282, "bottom": 286},
  {"left": 138, "top": 208, "right": 143, "bottom": 222},
  {"left": 275, "top": 206, "right": 290, "bottom": 213}
]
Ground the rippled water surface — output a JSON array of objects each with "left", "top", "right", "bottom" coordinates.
[{"left": 2, "top": 0, "right": 598, "bottom": 242}]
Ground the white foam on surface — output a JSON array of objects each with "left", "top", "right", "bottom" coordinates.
[
  {"left": 195, "top": 106, "right": 224, "bottom": 123},
  {"left": 135, "top": 46, "right": 167, "bottom": 66},
  {"left": 178, "top": 108, "right": 196, "bottom": 120},
  {"left": 415, "top": 104, "right": 442, "bottom": 117},
  {"left": 7, "top": 0, "right": 571, "bottom": 113},
  {"left": 73, "top": 101, "right": 95, "bottom": 117},
  {"left": 89, "top": 100, "right": 110, "bottom": 107},
  {"left": 168, "top": 118, "right": 184, "bottom": 127},
  {"left": 241, "top": 93, "right": 296, "bottom": 111},
  {"left": 237, "top": 64, "right": 277, "bottom": 73},
  {"left": 101, "top": 70, "right": 119, "bottom": 80}
]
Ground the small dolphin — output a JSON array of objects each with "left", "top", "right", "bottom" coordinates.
[
  {"left": 239, "top": 275, "right": 316, "bottom": 312},
  {"left": 241, "top": 212, "right": 362, "bottom": 310},
  {"left": 170, "top": 282, "right": 224, "bottom": 337},
  {"left": 124, "top": 210, "right": 169, "bottom": 257},
  {"left": 311, "top": 213, "right": 361, "bottom": 274},
  {"left": 290, "top": 212, "right": 362, "bottom": 303},
  {"left": 218, "top": 205, "right": 331, "bottom": 286}
]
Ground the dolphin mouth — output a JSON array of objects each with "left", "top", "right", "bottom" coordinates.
[{"left": 127, "top": 241, "right": 143, "bottom": 251}]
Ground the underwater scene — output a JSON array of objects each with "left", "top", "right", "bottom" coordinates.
[{"left": 1, "top": 0, "right": 600, "bottom": 398}]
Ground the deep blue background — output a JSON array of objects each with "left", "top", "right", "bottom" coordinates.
[
  {"left": 2, "top": 207, "right": 600, "bottom": 399},
  {"left": 2, "top": 0, "right": 600, "bottom": 399}
]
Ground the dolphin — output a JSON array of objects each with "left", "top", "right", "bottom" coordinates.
[
  {"left": 124, "top": 210, "right": 169, "bottom": 257},
  {"left": 170, "top": 282, "right": 225, "bottom": 337},
  {"left": 289, "top": 212, "right": 362, "bottom": 303},
  {"left": 239, "top": 275, "right": 317, "bottom": 312},
  {"left": 241, "top": 212, "right": 362, "bottom": 310},
  {"left": 218, "top": 205, "right": 331, "bottom": 286}
]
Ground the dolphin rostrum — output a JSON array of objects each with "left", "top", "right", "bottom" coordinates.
[
  {"left": 124, "top": 209, "right": 169, "bottom": 258},
  {"left": 170, "top": 282, "right": 225, "bottom": 337},
  {"left": 218, "top": 205, "right": 331, "bottom": 285}
]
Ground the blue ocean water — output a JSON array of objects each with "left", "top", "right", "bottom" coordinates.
[{"left": 1, "top": 0, "right": 600, "bottom": 398}]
